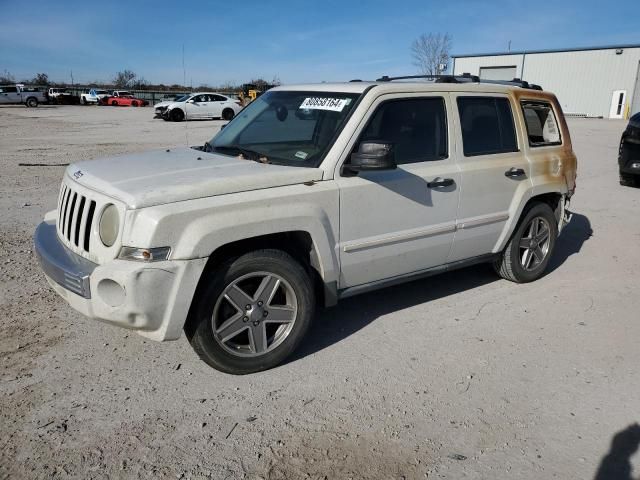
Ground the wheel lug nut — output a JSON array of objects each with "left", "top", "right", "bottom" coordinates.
[
  {"left": 243, "top": 316, "right": 248, "bottom": 322},
  {"left": 263, "top": 311, "right": 268, "bottom": 317},
  {"left": 245, "top": 304, "right": 251, "bottom": 310},
  {"left": 252, "top": 321, "right": 259, "bottom": 326},
  {"left": 257, "top": 301, "right": 263, "bottom": 307}
]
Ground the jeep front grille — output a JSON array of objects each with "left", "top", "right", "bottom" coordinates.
[{"left": 57, "top": 184, "right": 97, "bottom": 252}]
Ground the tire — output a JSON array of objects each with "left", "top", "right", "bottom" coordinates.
[
  {"left": 25, "top": 97, "right": 38, "bottom": 108},
  {"left": 619, "top": 171, "right": 639, "bottom": 187},
  {"left": 222, "top": 108, "right": 235, "bottom": 121},
  {"left": 82, "top": 97, "right": 87, "bottom": 105},
  {"left": 185, "top": 249, "right": 315, "bottom": 374},
  {"left": 493, "top": 202, "right": 558, "bottom": 283},
  {"left": 111, "top": 100, "right": 118, "bottom": 106},
  {"left": 170, "top": 108, "right": 184, "bottom": 122},
  {"left": 131, "top": 100, "right": 138, "bottom": 107}
]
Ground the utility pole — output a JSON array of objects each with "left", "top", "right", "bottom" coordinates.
[{"left": 508, "top": 40, "right": 512, "bottom": 52}]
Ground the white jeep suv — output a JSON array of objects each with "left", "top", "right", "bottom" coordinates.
[{"left": 35, "top": 75, "right": 577, "bottom": 374}]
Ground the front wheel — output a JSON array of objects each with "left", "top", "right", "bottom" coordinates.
[
  {"left": 620, "top": 171, "right": 639, "bottom": 187},
  {"left": 494, "top": 202, "right": 558, "bottom": 283},
  {"left": 186, "top": 249, "right": 315, "bottom": 374},
  {"left": 131, "top": 100, "right": 138, "bottom": 107},
  {"left": 111, "top": 100, "right": 118, "bottom": 106},
  {"left": 170, "top": 108, "right": 184, "bottom": 122},
  {"left": 26, "top": 97, "right": 38, "bottom": 108}
]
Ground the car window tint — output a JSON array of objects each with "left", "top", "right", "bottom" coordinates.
[
  {"left": 521, "top": 101, "right": 562, "bottom": 146},
  {"left": 1, "top": 86, "right": 18, "bottom": 93},
  {"left": 212, "top": 95, "right": 227, "bottom": 102},
  {"left": 457, "top": 97, "right": 518, "bottom": 156},
  {"left": 358, "top": 97, "right": 448, "bottom": 164}
]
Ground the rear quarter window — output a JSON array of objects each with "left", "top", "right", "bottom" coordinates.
[{"left": 521, "top": 101, "right": 562, "bottom": 146}]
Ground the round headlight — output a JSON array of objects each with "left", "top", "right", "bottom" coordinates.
[{"left": 99, "top": 204, "right": 119, "bottom": 247}]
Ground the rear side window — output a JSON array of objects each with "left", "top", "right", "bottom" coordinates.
[
  {"left": 0, "top": 86, "right": 18, "bottom": 93},
  {"left": 457, "top": 97, "right": 518, "bottom": 156},
  {"left": 359, "top": 97, "right": 448, "bottom": 164},
  {"left": 521, "top": 101, "right": 562, "bottom": 146}
]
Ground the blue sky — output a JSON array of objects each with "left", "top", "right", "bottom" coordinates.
[{"left": 1, "top": 0, "right": 638, "bottom": 86}]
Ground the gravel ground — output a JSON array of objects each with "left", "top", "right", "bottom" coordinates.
[{"left": 1, "top": 105, "right": 639, "bottom": 480}]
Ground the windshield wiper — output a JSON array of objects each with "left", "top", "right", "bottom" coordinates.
[{"left": 213, "top": 145, "right": 270, "bottom": 163}]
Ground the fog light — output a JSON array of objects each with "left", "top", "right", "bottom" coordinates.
[{"left": 97, "top": 279, "right": 125, "bottom": 307}]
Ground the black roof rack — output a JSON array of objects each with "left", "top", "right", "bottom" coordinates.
[{"left": 375, "top": 73, "right": 542, "bottom": 90}]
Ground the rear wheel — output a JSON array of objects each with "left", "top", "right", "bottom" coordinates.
[
  {"left": 186, "top": 249, "right": 315, "bottom": 374},
  {"left": 619, "top": 171, "right": 639, "bottom": 187},
  {"left": 222, "top": 108, "right": 235, "bottom": 121},
  {"left": 170, "top": 108, "right": 184, "bottom": 122},
  {"left": 111, "top": 100, "right": 118, "bottom": 106},
  {"left": 26, "top": 97, "right": 38, "bottom": 108},
  {"left": 494, "top": 202, "right": 558, "bottom": 283},
  {"left": 131, "top": 100, "right": 138, "bottom": 107}
]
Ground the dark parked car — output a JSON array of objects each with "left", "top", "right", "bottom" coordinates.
[{"left": 619, "top": 112, "right": 640, "bottom": 187}]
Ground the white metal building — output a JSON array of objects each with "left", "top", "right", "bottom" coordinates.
[{"left": 452, "top": 44, "right": 640, "bottom": 119}]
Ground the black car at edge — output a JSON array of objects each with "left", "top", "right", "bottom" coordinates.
[{"left": 619, "top": 112, "right": 640, "bottom": 187}]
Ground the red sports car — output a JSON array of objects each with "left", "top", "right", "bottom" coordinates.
[{"left": 102, "top": 90, "right": 148, "bottom": 107}]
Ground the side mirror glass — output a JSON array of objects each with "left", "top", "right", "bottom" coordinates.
[
  {"left": 348, "top": 142, "right": 397, "bottom": 172},
  {"left": 187, "top": 99, "right": 195, "bottom": 104}
]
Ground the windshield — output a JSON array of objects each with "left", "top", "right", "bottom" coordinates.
[
  {"left": 209, "top": 90, "right": 360, "bottom": 167},
  {"left": 174, "top": 94, "right": 190, "bottom": 102}
]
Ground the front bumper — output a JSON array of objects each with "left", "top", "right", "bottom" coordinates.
[{"left": 34, "top": 220, "right": 207, "bottom": 341}]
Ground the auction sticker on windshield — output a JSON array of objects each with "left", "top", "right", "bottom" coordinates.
[{"left": 299, "top": 97, "right": 351, "bottom": 112}]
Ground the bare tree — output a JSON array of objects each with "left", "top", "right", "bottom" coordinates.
[
  {"left": 112, "top": 69, "right": 137, "bottom": 88},
  {"left": 0, "top": 69, "right": 15, "bottom": 84},
  {"left": 32, "top": 73, "right": 49, "bottom": 85},
  {"left": 411, "top": 33, "right": 453, "bottom": 75}
]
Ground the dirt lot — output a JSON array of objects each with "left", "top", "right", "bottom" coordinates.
[{"left": 1, "top": 105, "right": 639, "bottom": 479}]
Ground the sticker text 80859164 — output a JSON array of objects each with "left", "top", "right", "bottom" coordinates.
[{"left": 299, "top": 97, "right": 350, "bottom": 112}]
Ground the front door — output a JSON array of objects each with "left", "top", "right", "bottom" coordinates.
[
  {"left": 337, "top": 94, "right": 460, "bottom": 288},
  {"left": 610, "top": 90, "right": 627, "bottom": 119},
  {"left": 185, "top": 94, "right": 206, "bottom": 119},
  {"left": 448, "top": 94, "right": 531, "bottom": 262}
]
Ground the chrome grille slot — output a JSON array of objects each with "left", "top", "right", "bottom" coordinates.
[{"left": 56, "top": 183, "right": 98, "bottom": 255}]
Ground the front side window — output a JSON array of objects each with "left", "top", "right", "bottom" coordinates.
[
  {"left": 521, "top": 101, "right": 562, "bottom": 146},
  {"left": 356, "top": 97, "right": 448, "bottom": 164},
  {"left": 457, "top": 97, "right": 518, "bottom": 156},
  {"left": 209, "top": 90, "right": 360, "bottom": 167}
]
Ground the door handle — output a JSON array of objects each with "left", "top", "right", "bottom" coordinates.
[
  {"left": 505, "top": 167, "right": 526, "bottom": 178},
  {"left": 427, "top": 177, "right": 455, "bottom": 188}
]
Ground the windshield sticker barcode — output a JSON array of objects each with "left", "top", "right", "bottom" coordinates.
[{"left": 299, "top": 97, "right": 349, "bottom": 112}]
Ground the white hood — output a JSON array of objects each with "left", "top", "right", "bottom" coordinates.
[
  {"left": 68, "top": 147, "right": 323, "bottom": 209},
  {"left": 153, "top": 100, "right": 174, "bottom": 109}
]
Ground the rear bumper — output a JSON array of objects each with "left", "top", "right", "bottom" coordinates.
[
  {"left": 619, "top": 136, "right": 640, "bottom": 173},
  {"left": 34, "top": 220, "right": 207, "bottom": 341}
]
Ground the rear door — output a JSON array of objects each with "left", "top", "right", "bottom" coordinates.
[
  {"left": 185, "top": 94, "right": 206, "bottom": 119},
  {"left": 336, "top": 93, "right": 460, "bottom": 288},
  {"left": 209, "top": 94, "right": 227, "bottom": 118},
  {"left": 448, "top": 94, "right": 531, "bottom": 262}
]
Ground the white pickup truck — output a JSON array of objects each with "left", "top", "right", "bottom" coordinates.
[
  {"left": 35, "top": 75, "right": 577, "bottom": 374},
  {"left": 80, "top": 88, "right": 111, "bottom": 104},
  {"left": 0, "top": 84, "right": 47, "bottom": 107}
]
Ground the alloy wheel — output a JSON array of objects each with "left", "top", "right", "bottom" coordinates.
[
  {"left": 212, "top": 272, "right": 297, "bottom": 357},
  {"left": 519, "top": 216, "right": 551, "bottom": 271}
]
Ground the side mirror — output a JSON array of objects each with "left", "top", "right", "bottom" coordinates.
[
  {"left": 347, "top": 142, "right": 397, "bottom": 172},
  {"left": 187, "top": 99, "right": 195, "bottom": 104}
]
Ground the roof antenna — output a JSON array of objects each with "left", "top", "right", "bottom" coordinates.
[{"left": 183, "top": 44, "right": 189, "bottom": 147}]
